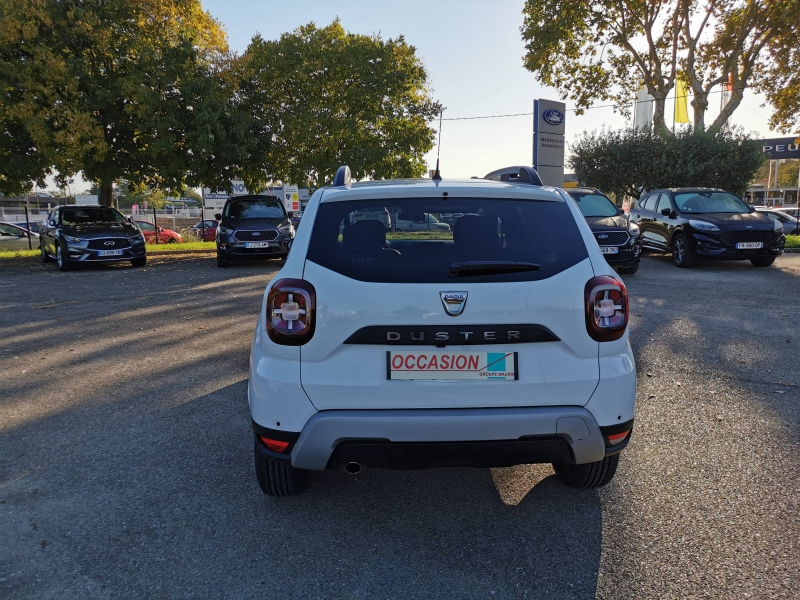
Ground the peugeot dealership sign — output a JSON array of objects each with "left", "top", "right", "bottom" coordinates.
[
  {"left": 758, "top": 137, "right": 800, "bottom": 160},
  {"left": 533, "top": 99, "right": 566, "bottom": 186}
]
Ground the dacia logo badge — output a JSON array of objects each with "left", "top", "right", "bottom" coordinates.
[{"left": 440, "top": 291, "right": 468, "bottom": 317}]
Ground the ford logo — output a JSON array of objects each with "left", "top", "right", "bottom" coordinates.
[
  {"left": 543, "top": 109, "right": 564, "bottom": 126},
  {"left": 252, "top": 232, "right": 261, "bottom": 236},
  {"left": 598, "top": 234, "right": 609, "bottom": 239}
]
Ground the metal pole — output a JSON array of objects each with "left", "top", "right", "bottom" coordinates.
[
  {"left": 24, "top": 204, "right": 32, "bottom": 250},
  {"left": 153, "top": 206, "right": 159, "bottom": 244},
  {"left": 201, "top": 191, "right": 206, "bottom": 241}
]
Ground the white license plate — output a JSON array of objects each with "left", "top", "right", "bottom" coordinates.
[
  {"left": 736, "top": 242, "right": 763, "bottom": 249},
  {"left": 388, "top": 351, "right": 517, "bottom": 381},
  {"left": 244, "top": 242, "right": 269, "bottom": 248},
  {"left": 600, "top": 246, "right": 619, "bottom": 254},
  {"left": 97, "top": 249, "right": 123, "bottom": 257}
]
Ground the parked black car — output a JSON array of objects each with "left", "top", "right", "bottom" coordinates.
[
  {"left": 215, "top": 195, "right": 294, "bottom": 267},
  {"left": 629, "top": 188, "right": 785, "bottom": 268},
  {"left": 39, "top": 205, "right": 146, "bottom": 271},
  {"left": 565, "top": 188, "right": 643, "bottom": 274}
]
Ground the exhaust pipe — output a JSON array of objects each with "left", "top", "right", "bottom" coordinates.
[{"left": 345, "top": 462, "right": 362, "bottom": 475}]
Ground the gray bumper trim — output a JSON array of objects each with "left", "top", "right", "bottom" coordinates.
[{"left": 290, "top": 406, "right": 606, "bottom": 470}]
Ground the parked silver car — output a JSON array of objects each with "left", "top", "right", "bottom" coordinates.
[{"left": 0, "top": 222, "right": 39, "bottom": 251}]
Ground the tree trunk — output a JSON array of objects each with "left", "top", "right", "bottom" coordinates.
[
  {"left": 691, "top": 93, "right": 708, "bottom": 131},
  {"left": 99, "top": 181, "right": 114, "bottom": 207},
  {"left": 652, "top": 94, "right": 673, "bottom": 139}
]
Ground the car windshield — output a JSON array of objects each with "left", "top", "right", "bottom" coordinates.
[
  {"left": 569, "top": 192, "right": 618, "bottom": 217},
  {"left": 61, "top": 208, "right": 127, "bottom": 224},
  {"left": 306, "top": 197, "right": 588, "bottom": 283},
  {"left": 674, "top": 192, "right": 749, "bottom": 214},
  {"left": 223, "top": 198, "right": 285, "bottom": 219}
]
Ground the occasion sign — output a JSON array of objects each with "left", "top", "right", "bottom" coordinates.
[{"left": 387, "top": 351, "right": 518, "bottom": 381}]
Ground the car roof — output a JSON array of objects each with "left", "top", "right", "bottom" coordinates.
[
  {"left": 566, "top": 187, "right": 603, "bottom": 195},
  {"left": 319, "top": 177, "right": 564, "bottom": 203},
  {"left": 651, "top": 187, "right": 729, "bottom": 194}
]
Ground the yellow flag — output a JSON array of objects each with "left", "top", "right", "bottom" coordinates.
[{"left": 674, "top": 78, "right": 689, "bottom": 124}]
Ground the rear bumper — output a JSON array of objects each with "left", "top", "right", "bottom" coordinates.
[{"left": 254, "top": 406, "right": 627, "bottom": 471}]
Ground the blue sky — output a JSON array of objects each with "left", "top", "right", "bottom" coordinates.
[{"left": 202, "top": 0, "right": 785, "bottom": 180}]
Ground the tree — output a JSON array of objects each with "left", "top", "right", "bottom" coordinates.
[
  {"left": 239, "top": 20, "right": 442, "bottom": 187},
  {"left": 0, "top": 0, "right": 259, "bottom": 204},
  {"left": 521, "top": 0, "right": 800, "bottom": 138},
  {"left": 569, "top": 126, "right": 766, "bottom": 199}
]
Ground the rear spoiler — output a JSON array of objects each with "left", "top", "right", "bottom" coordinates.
[{"left": 483, "top": 166, "right": 543, "bottom": 187}]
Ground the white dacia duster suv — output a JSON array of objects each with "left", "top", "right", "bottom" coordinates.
[{"left": 249, "top": 166, "right": 636, "bottom": 496}]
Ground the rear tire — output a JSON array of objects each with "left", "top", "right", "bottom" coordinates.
[
  {"left": 217, "top": 254, "right": 230, "bottom": 268},
  {"left": 616, "top": 262, "right": 639, "bottom": 275},
  {"left": 56, "top": 244, "right": 72, "bottom": 271},
  {"left": 167, "top": 237, "right": 178, "bottom": 244},
  {"left": 553, "top": 454, "right": 620, "bottom": 489},
  {"left": 671, "top": 233, "right": 695, "bottom": 268},
  {"left": 254, "top": 436, "right": 309, "bottom": 497},
  {"left": 750, "top": 256, "right": 776, "bottom": 267},
  {"left": 131, "top": 257, "right": 147, "bottom": 267}
]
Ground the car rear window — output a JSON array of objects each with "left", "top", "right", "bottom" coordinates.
[{"left": 305, "top": 197, "right": 589, "bottom": 283}]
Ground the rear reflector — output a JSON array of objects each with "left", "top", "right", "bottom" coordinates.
[
  {"left": 584, "top": 275, "right": 628, "bottom": 341},
  {"left": 607, "top": 430, "right": 629, "bottom": 445},
  {"left": 259, "top": 437, "right": 290, "bottom": 453}
]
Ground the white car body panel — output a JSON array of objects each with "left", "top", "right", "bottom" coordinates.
[{"left": 299, "top": 258, "right": 600, "bottom": 410}]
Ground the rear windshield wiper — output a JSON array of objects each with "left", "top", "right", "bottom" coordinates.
[{"left": 448, "top": 261, "right": 541, "bottom": 277}]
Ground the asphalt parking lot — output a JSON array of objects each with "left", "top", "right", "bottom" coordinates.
[{"left": 1, "top": 254, "right": 798, "bottom": 599}]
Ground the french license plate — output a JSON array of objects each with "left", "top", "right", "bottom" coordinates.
[
  {"left": 736, "top": 242, "right": 763, "bottom": 249},
  {"left": 388, "top": 351, "right": 518, "bottom": 381},
  {"left": 97, "top": 249, "right": 123, "bottom": 257},
  {"left": 600, "top": 246, "right": 619, "bottom": 254},
  {"left": 244, "top": 242, "right": 269, "bottom": 248}
]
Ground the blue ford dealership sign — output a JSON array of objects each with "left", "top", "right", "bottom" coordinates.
[{"left": 543, "top": 109, "right": 564, "bottom": 126}]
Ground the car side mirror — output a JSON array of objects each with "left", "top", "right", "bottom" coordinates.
[
  {"left": 127, "top": 216, "right": 133, "bottom": 223},
  {"left": 49, "top": 219, "right": 56, "bottom": 226},
  {"left": 157, "top": 227, "right": 163, "bottom": 232},
  {"left": 214, "top": 213, "right": 222, "bottom": 221},
  {"left": 660, "top": 208, "right": 671, "bottom": 216}
]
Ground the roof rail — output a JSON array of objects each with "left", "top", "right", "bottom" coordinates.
[
  {"left": 332, "top": 165, "right": 352, "bottom": 188},
  {"left": 483, "top": 166, "right": 543, "bottom": 187}
]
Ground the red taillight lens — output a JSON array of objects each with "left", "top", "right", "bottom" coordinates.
[
  {"left": 266, "top": 278, "right": 316, "bottom": 345},
  {"left": 259, "top": 436, "right": 290, "bottom": 453},
  {"left": 584, "top": 275, "right": 628, "bottom": 342}
]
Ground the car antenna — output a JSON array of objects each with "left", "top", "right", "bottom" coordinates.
[{"left": 432, "top": 109, "right": 443, "bottom": 181}]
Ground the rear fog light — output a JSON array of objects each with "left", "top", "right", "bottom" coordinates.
[
  {"left": 259, "top": 437, "right": 290, "bottom": 453},
  {"left": 607, "top": 430, "right": 630, "bottom": 445}
]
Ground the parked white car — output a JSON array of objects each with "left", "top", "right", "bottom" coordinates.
[{"left": 248, "top": 166, "right": 636, "bottom": 496}]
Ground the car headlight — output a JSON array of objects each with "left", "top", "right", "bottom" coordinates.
[
  {"left": 278, "top": 225, "right": 294, "bottom": 235},
  {"left": 773, "top": 220, "right": 783, "bottom": 232},
  {"left": 627, "top": 222, "right": 640, "bottom": 237},
  {"left": 129, "top": 233, "right": 145, "bottom": 242},
  {"left": 64, "top": 235, "right": 83, "bottom": 243},
  {"left": 218, "top": 225, "right": 235, "bottom": 235},
  {"left": 688, "top": 219, "right": 719, "bottom": 232}
]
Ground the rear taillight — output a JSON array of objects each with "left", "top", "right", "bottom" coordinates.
[
  {"left": 584, "top": 275, "right": 628, "bottom": 342},
  {"left": 266, "top": 278, "right": 316, "bottom": 345}
]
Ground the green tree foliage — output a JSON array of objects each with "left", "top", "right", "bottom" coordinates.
[
  {"left": 753, "top": 159, "right": 800, "bottom": 188},
  {"left": 0, "top": 0, "right": 263, "bottom": 204},
  {"left": 569, "top": 126, "right": 766, "bottom": 198},
  {"left": 521, "top": 0, "right": 800, "bottom": 137},
  {"left": 240, "top": 20, "right": 442, "bottom": 187}
]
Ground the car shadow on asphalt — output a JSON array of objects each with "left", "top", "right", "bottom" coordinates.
[{"left": 0, "top": 377, "right": 603, "bottom": 599}]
